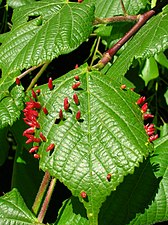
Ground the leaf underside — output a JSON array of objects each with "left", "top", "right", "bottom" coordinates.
[{"left": 29, "top": 64, "right": 153, "bottom": 223}]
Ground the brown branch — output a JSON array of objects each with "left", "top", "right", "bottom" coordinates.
[
  {"left": 94, "top": 15, "right": 138, "bottom": 25},
  {"left": 93, "top": 0, "right": 168, "bottom": 69},
  {"left": 17, "top": 63, "right": 43, "bottom": 80}
]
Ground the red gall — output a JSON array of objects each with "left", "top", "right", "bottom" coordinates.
[
  {"left": 33, "top": 137, "right": 41, "bottom": 143},
  {"left": 48, "top": 77, "right": 53, "bottom": 90},
  {"left": 36, "top": 89, "right": 41, "bottom": 95},
  {"left": 46, "top": 143, "right": 55, "bottom": 152},
  {"left": 72, "top": 82, "right": 81, "bottom": 90},
  {"left": 42, "top": 107, "right": 48, "bottom": 115},
  {"left": 148, "top": 134, "right": 158, "bottom": 142},
  {"left": 106, "top": 173, "right": 111, "bottom": 181},
  {"left": 29, "top": 146, "right": 39, "bottom": 153},
  {"left": 136, "top": 96, "right": 146, "bottom": 105},
  {"left": 80, "top": 191, "right": 87, "bottom": 199},
  {"left": 147, "top": 130, "right": 155, "bottom": 136},
  {"left": 23, "top": 127, "right": 35, "bottom": 135},
  {"left": 64, "top": 97, "right": 70, "bottom": 111},
  {"left": 34, "top": 153, "right": 40, "bottom": 159},
  {"left": 73, "top": 93, "right": 79, "bottom": 105},
  {"left": 23, "top": 109, "right": 39, "bottom": 118},
  {"left": 31, "top": 90, "right": 37, "bottom": 99},
  {"left": 59, "top": 109, "right": 63, "bottom": 120},
  {"left": 143, "top": 113, "right": 154, "bottom": 120},
  {"left": 74, "top": 75, "right": 80, "bottom": 81},
  {"left": 141, "top": 103, "right": 148, "bottom": 113},
  {"left": 16, "top": 77, "right": 20, "bottom": 85},
  {"left": 120, "top": 84, "right": 126, "bottom": 90},
  {"left": 75, "top": 64, "right": 79, "bottom": 69},
  {"left": 144, "top": 123, "right": 155, "bottom": 131},
  {"left": 26, "top": 137, "right": 34, "bottom": 144},
  {"left": 23, "top": 133, "right": 34, "bottom": 139},
  {"left": 76, "top": 110, "right": 81, "bottom": 120},
  {"left": 40, "top": 132, "right": 47, "bottom": 142},
  {"left": 25, "top": 100, "right": 41, "bottom": 109}
]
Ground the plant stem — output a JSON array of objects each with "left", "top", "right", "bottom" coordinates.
[
  {"left": 93, "top": 0, "right": 168, "bottom": 69},
  {"left": 94, "top": 15, "right": 138, "bottom": 25},
  {"left": 17, "top": 63, "right": 43, "bottom": 80},
  {"left": 38, "top": 177, "right": 57, "bottom": 223},
  {"left": 26, "top": 60, "right": 50, "bottom": 91},
  {"left": 89, "top": 37, "right": 101, "bottom": 68},
  {"left": 32, "top": 171, "right": 51, "bottom": 216}
]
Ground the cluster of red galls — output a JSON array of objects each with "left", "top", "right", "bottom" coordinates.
[
  {"left": 136, "top": 96, "right": 158, "bottom": 142},
  {"left": 22, "top": 88, "right": 55, "bottom": 159},
  {"left": 21, "top": 68, "right": 82, "bottom": 159}
]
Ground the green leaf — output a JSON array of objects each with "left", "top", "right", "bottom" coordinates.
[
  {"left": 0, "top": 127, "right": 9, "bottom": 166},
  {"left": 55, "top": 197, "right": 89, "bottom": 225},
  {"left": 106, "top": 5, "right": 168, "bottom": 82},
  {"left": 140, "top": 57, "right": 159, "bottom": 86},
  {"left": 0, "top": 0, "right": 94, "bottom": 99},
  {"left": 164, "top": 88, "right": 168, "bottom": 105},
  {"left": 98, "top": 158, "right": 160, "bottom": 225},
  {"left": 31, "top": 64, "right": 152, "bottom": 224},
  {"left": 54, "top": 136, "right": 168, "bottom": 225},
  {"left": 0, "top": 84, "right": 24, "bottom": 129},
  {"left": 86, "top": 0, "right": 148, "bottom": 17},
  {"left": 7, "top": 0, "right": 36, "bottom": 8},
  {"left": 155, "top": 52, "right": 168, "bottom": 69},
  {"left": 0, "top": 188, "right": 39, "bottom": 224},
  {"left": 129, "top": 135, "right": 168, "bottom": 224}
]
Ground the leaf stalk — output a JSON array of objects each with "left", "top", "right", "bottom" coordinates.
[
  {"left": 32, "top": 171, "right": 51, "bottom": 216},
  {"left": 37, "top": 177, "right": 57, "bottom": 223}
]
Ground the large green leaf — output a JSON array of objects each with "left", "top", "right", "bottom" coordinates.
[
  {"left": 129, "top": 135, "right": 168, "bottom": 224},
  {"left": 0, "top": 0, "right": 94, "bottom": 100},
  {"left": 55, "top": 157, "right": 160, "bottom": 225},
  {"left": 0, "top": 188, "right": 40, "bottom": 224},
  {"left": 86, "top": 0, "right": 148, "bottom": 17},
  {"left": 106, "top": 4, "right": 168, "bottom": 82},
  {"left": 0, "top": 84, "right": 25, "bottom": 129},
  {"left": 54, "top": 136, "right": 168, "bottom": 225},
  {"left": 29, "top": 64, "right": 153, "bottom": 224}
]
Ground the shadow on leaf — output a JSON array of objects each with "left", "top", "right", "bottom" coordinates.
[{"left": 98, "top": 157, "right": 161, "bottom": 225}]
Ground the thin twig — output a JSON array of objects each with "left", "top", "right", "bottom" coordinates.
[
  {"left": 32, "top": 171, "right": 51, "bottom": 216},
  {"left": 38, "top": 177, "right": 56, "bottom": 223},
  {"left": 26, "top": 60, "right": 50, "bottom": 91},
  {"left": 89, "top": 37, "right": 101, "bottom": 68},
  {"left": 120, "top": 0, "right": 127, "bottom": 15},
  {"left": 94, "top": 15, "right": 138, "bottom": 25},
  {"left": 17, "top": 63, "right": 43, "bottom": 80}
]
